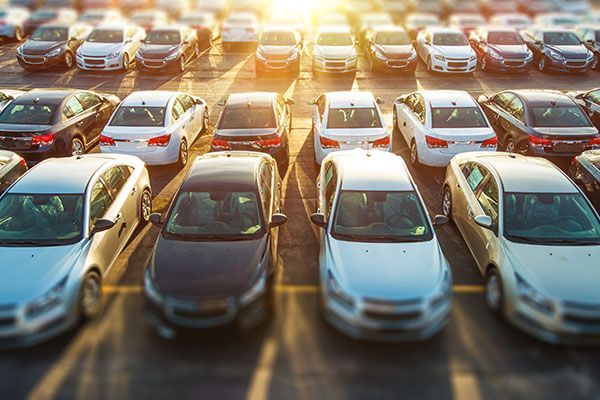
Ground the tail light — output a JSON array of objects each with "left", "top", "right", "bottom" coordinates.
[
  {"left": 31, "top": 132, "right": 57, "bottom": 146},
  {"left": 372, "top": 136, "right": 390, "bottom": 148},
  {"left": 211, "top": 137, "right": 230, "bottom": 148},
  {"left": 425, "top": 135, "right": 448, "bottom": 149},
  {"left": 319, "top": 136, "right": 340, "bottom": 149},
  {"left": 99, "top": 134, "right": 115, "bottom": 146},
  {"left": 586, "top": 137, "right": 600, "bottom": 149},
  {"left": 18, "top": 157, "right": 27, "bottom": 168},
  {"left": 480, "top": 136, "right": 498, "bottom": 148},
  {"left": 257, "top": 135, "right": 281, "bottom": 148},
  {"left": 528, "top": 135, "right": 552, "bottom": 148},
  {"left": 147, "top": 134, "right": 171, "bottom": 147}
]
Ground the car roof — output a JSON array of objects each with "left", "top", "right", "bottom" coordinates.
[
  {"left": 335, "top": 151, "right": 415, "bottom": 191},
  {"left": 511, "top": 90, "right": 575, "bottom": 106},
  {"left": 38, "top": 22, "right": 73, "bottom": 29},
  {"left": 12, "top": 88, "right": 77, "bottom": 105},
  {"left": 325, "top": 91, "right": 375, "bottom": 108},
  {"left": 121, "top": 91, "right": 178, "bottom": 107},
  {"left": 537, "top": 27, "right": 576, "bottom": 33},
  {"left": 225, "top": 92, "right": 276, "bottom": 108},
  {"left": 418, "top": 90, "right": 476, "bottom": 108}
]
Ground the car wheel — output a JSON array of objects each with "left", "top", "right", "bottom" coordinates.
[
  {"left": 140, "top": 188, "right": 152, "bottom": 224},
  {"left": 410, "top": 139, "right": 420, "bottom": 167},
  {"left": 538, "top": 56, "right": 547, "bottom": 72},
  {"left": 505, "top": 136, "right": 529, "bottom": 155},
  {"left": 442, "top": 186, "right": 452, "bottom": 220},
  {"left": 201, "top": 108, "right": 209, "bottom": 134},
  {"left": 176, "top": 139, "right": 188, "bottom": 168},
  {"left": 64, "top": 51, "right": 74, "bottom": 69},
  {"left": 70, "top": 137, "right": 85, "bottom": 156},
  {"left": 485, "top": 268, "right": 504, "bottom": 315},
  {"left": 79, "top": 271, "right": 103, "bottom": 320},
  {"left": 122, "top": 53, "right": 130, "bottom": 71}
]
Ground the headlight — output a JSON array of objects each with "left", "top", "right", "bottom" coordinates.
[
  {"left": 164, "top": 51, "right": 179, "bottom": 61},
  {"left": 408, "top": 49, "right": 417, "bottom": 60},
  {"left": 429, "top": 270, "right": 452, "bottom": 310},
  {"left": 286, "top": 50, "right": 299, "bottom": 61},
  {"left": 144, "top": 268, "right": 164, "bottom": 306},
  {"left": 434, "top": 54, "right": 446, "bottom": 61},
  {"left": 239, "top": 269, "right": 267, "bottom": 306},
  {"left": 374, "top": 50, "right": 387, "bottom": 60},
  {"left": 106, "top": 51, "right": 121, "bottom": 59},
  {"left": 26, "top": 277, "right": 67, "bottom": 317},
  {"left": 327, "top": 271, "right": 354, "bottom": 309},
  {"left": 587, "top": 51, "right": 595, "bottom": 60},
  {"left": 487, "top": 49, "right": 502, "bottom": 60},
  {"left": 16, "top": 45, "right": 24, "bottom": 55},
  {"left": 547, "top": 50, "right": 565, "bottom": 61},
  {"left": 45, "top": 48, "right": 63, "bottom": 58},
  {"left": 515, "top": 273, "right": 555, "bottom": 315},
  {"left": 525, "top": 49, "right": 533, "bottom": 60}
]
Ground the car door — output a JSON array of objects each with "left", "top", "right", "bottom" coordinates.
[
  {"left": 75, "top": 91, "right": 106, "bottom": 142},
  {"left": 178, "top": 94, "right": 199, "bottom": 141},
  {"left": 275, "top": 95, "right": 289, "bottom": 143},
  {"left": 170, "top": 97, "right": 187, "bottom": 146},
  {"left": 526, "top": 30, "right": 544, "bottom": 61},
  {"left": 313, "top": 95, "right": 326, "bottom": 139},
  {"left": 62, "top": 95, "right": 94, "bottom": 151},
  {"left": 259, "top": 161, "right": 277, "bottom": 264},
  {"left": 467, "top": 174, "right": 500, "bottom": 270},
  {"left": 581, "top": 90, "right": 600, "bottom": 128},
  {"left": 395, "top": 94, "right": 415, "bottom": 144},
  {"left": 470, "top": 29, "right": 485, "bottom": 59},
  {"left": 87, "top": 177, "right": 121, "bottom": 274},
  {"left": 482, "top": 92, "right": 515, "bottom": 142},
  {"left": 100, "top": 165, "right": 138, "bottom": 240},
  {"left": 402, "top": 94, "right": 426, "bottom": 146},
  {"left": 503, "top": 95, "right": 529, "bottom": 145}
]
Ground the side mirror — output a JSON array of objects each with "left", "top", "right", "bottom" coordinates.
[
  {"left": 477, "top": 94, "right": 489, "bottom": 103},
  {"left": 217, "top": 99, "right": 226, "bottom": 106},
  {"left": 149, "top": 212, "right": 163, "bottom": 227},
  {"left": 575, "top": 93, "right": 584, "bottom": 100},
  {"left": 310, "top": 212, "right": 327, "bottom": 229},
  {"left": 474, "top": 215, "right": 493, "bottom": 229},
  {"left": 433, "top": 215, "right": 449, "bottom": 227},
  {"left": 194, "top": 97, "right": 203, "bottom": 105},
  {"left": 91, "top": 218, "right": 115, "bottom": 235},
  {"left": 125, "top": 39, "right": 132, "bottom": 43},
  {"left": 376, "top": 97, "right": 385, "bottom": 105},
  {"left": 534, "top": 40, "right": 542, "bottom": 46},
  {"left": 182, "top": 40, "right": 189, "bottom": 44},
  {"left": 270, "top": 213, "right": 288, "bottom": 228},
  {"left": 286, "top": 98, "right": 295, "bottom": 105}
]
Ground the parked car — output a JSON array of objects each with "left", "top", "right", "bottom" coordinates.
[
  {"left": 76, "top": 23, "right": 146, "bottom": 72},
  {"left": 517, "top": 0, "right": 557, "bottom": 17},
  {"left": 442, "top": 151, "right": 600, "bottom": 344},
  {"left": 571, "top": 87, "right": 600, "bottom": 128},
  {"left": 416, "top": 27, "right": 477, "bottom": 74},
  {"left": 196, "top": 0, "right": 228, "bottom": 18},
  {"left": 265, "top": 13, "right": 308, "bottom": 40},
  {"left": 0, "top": 154, "right": 152, "bottom": 347},
  {"left": 523, "top": 28, "right": 594, "bottom": 73},
  {"left": 533, "top": 13, "right": 581, "bottom": 29},
  {"left": 100, "top": 91, "right": 208, "bottom": 168},
  {"left": 22, "top": 7, "right": 77, "bottom": 37},
  {"left": 0, "top": 89, "right": 24, "bottom": 112},
  {"left": 8, "top": 0, "right": 42, "bottom": 10},
  {"left": 554, "top": 0, "right": 591, "bottom": 15},
  {"left": 16, "top": 23, "right": 92, "bottom": 71},
  {"left": 0, "top": 89, "right": 120, "bottom": 165},
  {"left": 312, "top": 26, "right": 357, "bottom": 75},
  {"left": 365, "top": 26, "right": 418, "bottom": 73},
  {"left": 135, "top": 25, "right": 200, "bottom": 73},
  {"left": 311, "top": 91, "right": 389, "bottom": 165},
  {"left": 0, "top": 7, "right": 29, "bottom": 42},
  {"left": 575, "top": 25, "right": 600, "bottom": 70},
  {"left": 403, "top": 12, "right": 440, "bottom": 39},
  {"left": 221, "top": 12, "right": 259, "bottom": 52},
  {"left": 479, "top": 0, "right": 519, "bottom": 17},
  {"left": 489, "top": 13, "right": 532, "bottom": 30},
  {"left": 382, "top": 0, "right": 415, "bottom": 21},
  {"left": 130, "top": 10, "right": 170, "bottom": 32},
  {"left": 310, "top": 150, "right": 451, "bottom": 341},
  {"left": 144, "top": 151, "right": 287, "bottom": 336},
  {"left": 448, "top": 13, "right": 486, "bottom": 35},
  {"left": 0, "top": 150, "right": 27, "bottom": 194},
  {"left": 414, "top": 0, "right": 446, "bottom": 16},
  {"left": 316, "top": 13, "right": 349, "bottom": 29},
  {"left": 570, "top": 150, "right": 600, "bottom": 210},
  {"left": 478, "top": 90, "right": 600, "bottom": 157},
  {"left": 394, "top": 90, "right": 496, "bottom": 167},
  {"left": 179, "top": 11, "right": 219, "bottom": 50},
  {"left": 447, "top": 0, "right": 480, "bottom": 14},
  {"left": 211, "top": 92, "right": 293, "bottom": 172},
  {"left": 470, "top": 27, "right": 533, "bottom": 72},
  {"left": 78, "top": 9, "right": 123, "bottom": 27},
  {"left": 156, "top": 0, "right": 191, "bottom": 18},
  {"left": 358, "top": 12, "right": 394, "bottom": 45},
  {"left": 255, "top": 27, "right": 302, "bottom": 76}
]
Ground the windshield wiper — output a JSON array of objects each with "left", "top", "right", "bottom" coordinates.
[
  {"left": 367, "top": 235, "right": 430, "bottom": 243},
  {"left": 505, "top": 235, "right": 547, "bottom": 244},
  {"left": 542, "top": 238, "right": 600, "bottom": 246},
  {"left": 0, "top": 240, "right": 41, "bottom": 247}
]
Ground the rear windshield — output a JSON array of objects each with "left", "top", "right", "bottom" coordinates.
[
  {"left": 219, "top": 106, "right": 276, "bottom": 129},
  {"left": 327, "top": 107, "right": 382, "bottom": 129},
  {"left": 531, "top": 106, "right": 591, "bottom": 127},
  {"left": 109, "top": 106, "right": 166, "bottom": 127},
  {"left": 431, "top": 107, "right": 488, "bottom": 128},
  {"left": 0, "top": 104, "right": 56, "bottom": 125}
]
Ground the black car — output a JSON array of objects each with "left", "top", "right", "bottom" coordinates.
[
  {"left": 135, "top": 26, "right": 200, "bottom": 73},
  {"left": 478, "top": 90, "right": 600, "bottom": 157},
  {"left": 0, "top": 150, "right": 27, "bottom": 194},
  {"left": 571, "top": 88, "right": 600, "bottom": 129},
  {"left": 16, "top": 24, "right": 91, "bottom": 71},
  {"left": 144, "top": 151, "right": 288, "bottom": 335},
  {"left": 575, "top": 25, "right": 600, "bottom": 71},
  {"left": 365, "top": 26, "right": 417, "bottom": 73},
  {"left": 211, "top": 92, "right": 293, "bottom": 173},
  {"left": 523, "top": 28, "right": 594, "bottom": 73},
  {"left": 470, "top": 27, "right": 533, "bottom": 73},
  {"left": 570, "top": 150, "right": 600, "bottom": 211},
  {"left": 0, "top": 89, "right": 120, "bottom": 165}
]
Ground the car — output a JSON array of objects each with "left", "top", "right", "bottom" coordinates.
[
  {"left": 358, "top": 13, "right": 394, "bottom": 45},
  {"left": 16, "top": 23, "right": 92, "bottom": 71},
  {"left": 100, "top": 91, "right": 208, "bottom": 168},
  {"left": 517, "top": 0, "right": 557, "bottom": 17},
  {"left": 311, "top": 91, "right": 389, "bottom": 165},
  {"left": 22, "top": 7, "right": 77, "bottom": 37},
  {"left": 211, "top": 92, "right": 293, "bottom": 172},
  {"left": 447, "top": 0, "right": 480, "bottom": 14},
  {"left": 265, "top": 13, "right": 308, "bottom": 40},
  {"left": 533, "top": 13, "right": 581, "bottom": 29},
  {"left": 178, "top": 11, "right": 219, "bottom": 50},
  {"left": 416, "top": 27, "right": 478, "bottom": 74},
  {"left": 393, "top": 90, "right": 497, "bottom": 167},
  {"left": 569, "top": 150, "right": 600, "bottom": 210},
  {"left": 255, "top": 27, "right": 302, "bottom": 76},
  {"left": 135, "top": 25, "right": 200, "bottom": 73},
  {"left": 365, "top": 26, "right": 418, "bottom": 73},
  {"left": 0, "top": 154, "right": 152, "bottom": 348},
  {"left": 489, "top": 13, "right": 532, "bottom": 30},
  {"left": 120, "top": 0, "right": 153, "bottom": 12},
  {"left": 78, "top": 9, "right": 123, "bottom": 27},
  {"left": 0, "top": 89, "right": 24, "bottom": 113},
  {"left": 0, "top": 7, "right": 29, "bottom": 42},
  {"left": 523, "top": 28, "right": 594, "bottom": 73},
  {"left": 448, "top": 13, "right": 486, "bottom": 35},
  {"left": 221, "top": 12, "right": 259, "bottom": 52},
  {"left": 196, "top": 0, "right": 228, "bottom": 18},
  {"left": 156, "top": 0, "right": 191, "bottom": 18},
  {"left": 478, "top": 90, "right": 600, "bottom": 157},
  {"left": 403, "top": 13, "right": 440, "bottom": 39},
  {"left": 554, "top": 0, "right": 591, "bottom": 16},
  {"left": 414, "top": 0, "right": 447, "bottom": 16},
  {"left": 574, "top": 25, "right": 600, "bottom": 70},
  {"left": 144, "top": 151, "right": 287, "bottom": 336},
  {"left": 312, "top": 26, "right": 357, "bottom": 75},
  {"left": 8, "top": 0, "right": 43, "bottom": 10},
  {"left": 81, "top": 0, "right": 119, "bottom": 10},
  {"left": 0, "top": 150, "right": 27, "bottom": 194},
  {"left": 0, "top": 89, "right": 120, "bottom": 165},
  {"left": 130, "top": 10, "right": 170, "bottom": 32},
  {"left": 478, "top": 0, "right": 519, "bottom": 17},
  {"left": 309, "top": 150, "right": 452, "bottom": 341},
  {"left": 76, "top": 23, "right": 146, "bottom": 72},
  {"left": 442, "top": 151, "right": 600, "bottom": 344},
  {"left": 469, "top": 27, "right": 533, "bottom": 72},
  {"left": 571, "top": 87, "right": 600, "bottom": 128}
]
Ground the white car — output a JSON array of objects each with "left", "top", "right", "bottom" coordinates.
[
  {"left": 393, "top": 90, "right": 497, "bottom": 167},
  {"left": 0, "top": 7, "right": 29, "bottom": 41},
  {"left": 311, "top": 91, "right": 389, "bottom": 165},
  {"left": 313, "top": 26, "right": 357, "bottom": 75},
  {"left": 76, "top": 23, "right": 145, "bottom": 72},
  {"left": 221, "top": 12, "right": 259, "bottom": 51},
  {"left": 310, "top": 150, "right": 452, "bottom": 341},
  {"left": 443, "top": 152, "right": 600, "bottom": 344},
  {"left": 489, "top": 13, "right": 532, "bottom": 30},
  {"left": 533, "top": 13, "right": 582, "bottom": 29},
  {"left": 416, "top": 28, "right": 477, "bottom": 73},
  {"left": 99, "top": 91, "right": 209, "bottom": 168},
  {"left": 78, "top": 9, "right": 123, "bottom": 26}
]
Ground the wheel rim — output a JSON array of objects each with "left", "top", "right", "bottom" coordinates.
[
  {"left": 180, "top": 142, "right": 188, "bottom": 165},
  {"left": 486, "top": 274, "right": 501, "bottom": 310},
  {"left": 204, "top": 111, "right": 209, "bottom": 130},
  {"left": 442, "top": 190, "right": 451, "bottom": 217},
  {"left": 65, "top": 53, "right": 73, "bottom": 68},
  {"left": 123, "top": 54, "right": 129, "bottom": 71},
  {"left": 410, "top": 142, "right": 417, "bottom": 164},
  {"left": 82, "top": 276, "right": 101, "bottom": 316},
  {"left": 141, "top": 191, "right": 152, "bottom": 221},
  {"left": 71, "top": 139, "right": 84, "bottom": 156}
]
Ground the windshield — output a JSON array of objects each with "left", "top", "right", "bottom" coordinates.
[
  {"left": 164, "top": 191, "right": 265, "bottom": 240},
  {"left": 87, "top": 29, "right": 123, "bottom": 43},
  {"left": 531, "top": 106, "right": 591, "bottom": 127},
  {"left": 431, "top": 107, "right": 488, "bottom": 128},
  {"left": 543, "top": 32, "right": 581, "bottom": 45},
  {"left": 0, "top": 194, "right": 83, "bottom": 246},
  {"left": 30, "top": 27, "right": 68, "bottom": 41},
  {"left": 219, "top": 106, "right": 276, "bottom": 129},
  {"left": 0, "top": 104, "right": 55, "bottom": 125},
  {"left": 375, "top": 31, "right": 411, "bottom": 45},
  {"left": 132, "top": 14, "right": 155, "bottom": 24},
  {"left": 332, "top": 191, "right": 433, "bottom": 242},
  {"left": 327, "top": 107, "right": 382, "bottom": 129},
  {"left": 433, "top": 33, "right": 469, "bottom": 46},
  {"left": 410, "top": 17, "right": 438, "bottom": 25},
  {"left": 504, "top": 192, "right": 600, "bottom": 245},
  {"left": 227, "top": 17, "right": 254, "bottom": 25},
  {"left": 144, "top": 30, "right": 180, "bottom": 45},
  {"left": 109, "top": 106, "right": 166, "bottom": 127},
  {"left": 80, "top": 13, "right": 103, "bottom": 21},
  {"left": 317, "top": 32, "right": 353, "bottom": 46},
  {"left": 180, "top": 16, "right": 207, "bottom": 24},
  {"left": 31, "top": 11, "right": 57, "bottom": 21},
  {"left": 260, "top": 31, "right": 296, "bottom": 45},
  {"left": 488, "top": 31, "right": 525, "bottom": 45}
]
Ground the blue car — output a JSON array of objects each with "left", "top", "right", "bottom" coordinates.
[{"left": 470, "top": 27, "right": 533, "bottom": 72}]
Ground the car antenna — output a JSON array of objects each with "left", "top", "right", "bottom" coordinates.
[
  {"left": 33, "top": 97, "right": 40, "bottom": 104},
  {"left": 142, "top": 100, "right": 146, "bottom": 106}
]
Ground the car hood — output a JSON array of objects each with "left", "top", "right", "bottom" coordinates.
[
  {"left": 79, "top": 42, "right": 124, "bottom": 57},
  {"left": 315, "top": 45, "right": 355, "bottom": 58},
  {"left": 505, "top": 242, "right": 600, "bottom": 302},
  {"left": 488, "top": 43, "right": 530, "bottom": 57},
  {"left": 21, "top": 40, "right": 65, "bottom": 55},
  {"left": 138, "top": 43, "right": 180, "bottom": 58},
  {"left": 430, "top": 127, "right": 495, "bottom": 141},
  {"left": 150, "top": 236, "right": 267, "bottom": 297},
  {"left": 0, "top": 243, "right": 83, "bottom": 304},
  {"left": 327, "top": 237, "right": 446, "bottom": 299},
  {"left": 432, "top": 45, "right": 474, "bottom": 58},
  {"left": 533, "top": 127, "right": 599, "bottom": 136},
  {"left": 374, "top": 44, "right": 414, "bottom": 57},
  {"left": 258, "top": 44, "right": 296, "bottom": 56},
  {"left": 544, "top": 44, "right": 589, "bottom": 59}
]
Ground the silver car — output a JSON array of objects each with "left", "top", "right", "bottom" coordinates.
[
  {"left": 0, "top": 154, "right": 152, "bottom": 347},
  {"left": 443, "top": 152, "right": 600, "bottom": 344},
  {"left": 310, "top": 150, "right": 452, "bottom": 341}
]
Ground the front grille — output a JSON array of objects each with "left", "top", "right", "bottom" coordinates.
[
  {"left": 23, "top": 55, "right": 45, "bottom": 64},
  {"left": 172, "top": 308, "right": 228, "bottom": 319},
  {"left": 567, "top": 61, "right": 586, "bottom": 67},
  {"left": 563, "top": 314, "right": 600, "bottom": 326},
  {"left": 143, "top": 60, "right": 165, "bottom": 68},
  {"left": 363, "top": 310, "right": 421, "bottom": 322},
  {"left": 363, "top": 298, "right": 422, "bottom": 307},
  {"left": 387, "top": 60, "right": 408, "bottom": 67},
  {"left": 563, "top": 301, "right": 600, "bottom": 312},
  {"left": 0, "top": 317, "right": 16, "bottom": 327},
  {"left": 325, "top": 61, "right": 345, "bottom": 68},
  {"left": 167, "top": 296, "right": 231, "bottom": 320},
  {"left": 85, "top": 58, "right": 104, "bottom": 65},
  {"left": 505, "top": 60, "right": 525, "bottom": 67},
  {"left": 265, "top": 53, "right": 290, "bottom": 60},
  {"left": 448, "top": 61, "right": 467, "bottom": 68}
]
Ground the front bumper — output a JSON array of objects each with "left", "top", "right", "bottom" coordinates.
[
  {"left": 313, "top": 57, "right": 357, "bottom": 74},
  {"left": 255, "top": 55, "right": 300, "bottom": 72},
  {"left": 136, "top": 56, "right": 181, "bottom": 72},
  {"left": 372, "top": 55, "right": 417, "bottom": 72},
  {"left": 76, "top": 53, "right": 124, "bottom": 71},
  {"left": 17, "top": 52, "right": 66, "bottom": 70},
  {"left": 484, "top": 56, "right": 533, "bottom": 72},
  {"left": 431, "top": 57, "right": 477, "bottom": 74},
  {"left": 544, "top": 56, "right": 592, "bottom": 73}
]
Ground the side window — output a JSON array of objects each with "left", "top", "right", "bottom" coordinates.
[
  {"left": 411, "top": 95, "right": 426, "bottom": 124},
  {"left": 323, "top": 163, "right": 338, "bottom": 218},
  {"left": 179, "top": 95, "right": 194, "bottom": 111},
  {"left": 506, "top": 97, "right": 525, "bottom": 123},
  {"left": 76, "top": 92, "right": 101, "bottom": 110},
  {"left": 259, "top": 163, "right": 273, "bottom": 218},
  {"left": 477, "top": 177, "right": 499, "bottom": 224},
  {"left": 119, "top": 165, "right": 133, "bottom": 179},
  {"left": 63, "top": 96, "right": 85, "bottom": 120},
  {"left": 493, "top": 93, "right": 515, "bottom": 111},
  {"left": 317, "top": 96, "right": 326, "bottom": 119},
  {"left": 463, "top": 163, "right": 489, "bottom": 192},
  {"left": 586, "top": 90, "right": 600, "bottom": 104},
  {"left": 172, "top": 99, "right": 185, "bottom": 121},
  {"left": 89, "top": 180, "right": 113, "bottom": 226},
  {"left": 100, "top": 167, "right": 127, "bottom": 199}
]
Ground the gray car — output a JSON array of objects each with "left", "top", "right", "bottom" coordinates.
[
  {"left": 443, "top": 151, "right": 600, "bottom": 344},
  {"left": 0, "top": 154, "right": 152, "bottom": 347}
]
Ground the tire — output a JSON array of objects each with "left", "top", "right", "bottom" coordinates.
[
  {"left": 122, "top": 53, "right": 130, "bottom": 72},
  {"left": 69, "top": 137, "right": 85, "bottom": 156},
  {"left": 64, "top": 51, "right": 74, "bottom": 69},
  {"left": 79, "top": 271, "right": 103, "bottom": 320},
  {"left": 410, "top": 139, "right": 420, "bottom": 167},
  {"left": 442, "top": 186, "right": 452, "bottom": 220},
  {"left": 201, "top": 109, "right": 209, "bottom": 134},
  {"left": 538, "top": 56, "right": 547, "bottom": 73},
  {"left": 485, "top": 268, "right": 504, "bottom": 315},
  {"left": 505, "top": 136, "right": 529, "bottom": 155},
  {"left": 176, "top": 139, "right": 188, "bottom": 168},
  {"left": 140, "top": 188, "right": 152, "bottom": 224}
]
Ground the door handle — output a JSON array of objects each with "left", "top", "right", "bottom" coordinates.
[
  {"left": 131, "top": 187, "right": 136, "bottom": 195},
  {"left": 467, "top": 206, "right": 474, "bottom": 218},
  {"left": 403, "top": 121, "right": 406, "bottom": 126},
  {"left": 114, "top": 212, "right": 123, "bottom": 223}
]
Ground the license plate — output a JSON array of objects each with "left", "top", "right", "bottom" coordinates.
[{"left": 553, "top": 141, "right": 583, "bottom": 153}]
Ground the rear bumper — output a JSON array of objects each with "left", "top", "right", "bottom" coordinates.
[{"left": 100, "top": 143, "right": 180, "bottom": 166}]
